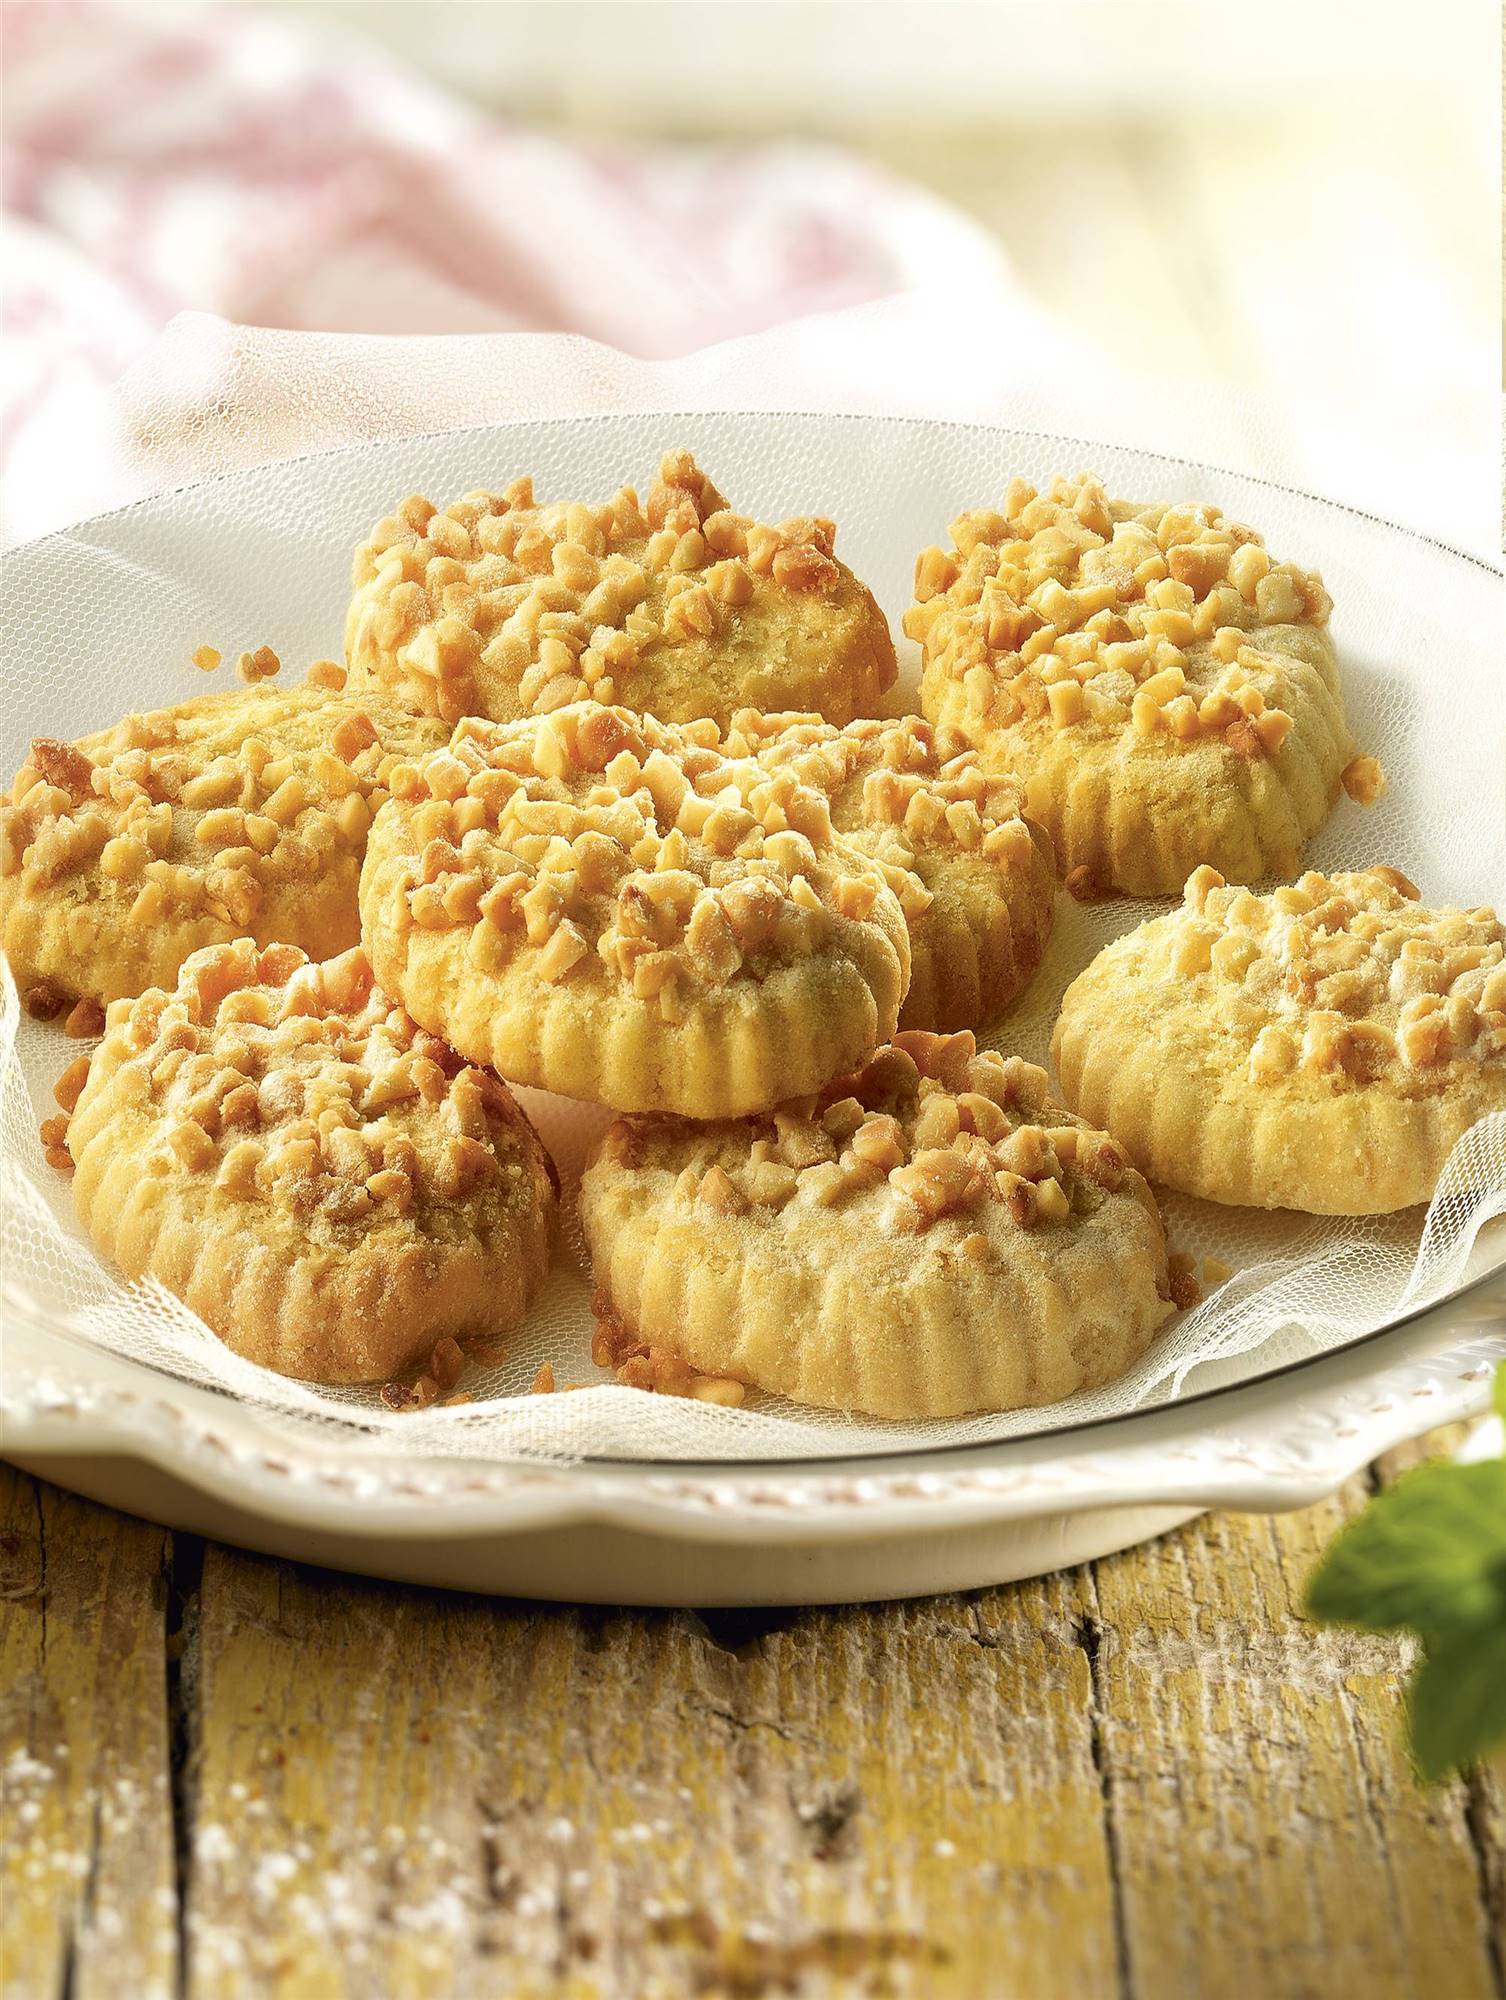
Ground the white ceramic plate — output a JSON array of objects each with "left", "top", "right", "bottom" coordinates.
[
  {"left": 4, "top": 1271, "right": 1503, "bottom": 1602},
  {"left": 2, "top": 412, "right": 1503, "bottom": 1603}
]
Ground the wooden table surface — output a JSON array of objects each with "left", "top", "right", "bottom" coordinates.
[{"left": 3, "top": 1431, "right": 1502, "bottom": 2000}]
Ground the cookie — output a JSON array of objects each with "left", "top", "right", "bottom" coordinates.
[
  {"left": 358, "top": 702, "right": 911, "bottom": 1117},
  {"left": 719, "top": 710, "right": 1056, "bottom": 1031},
  {"left": 344, "top": 448, "right": 897, "bottom": 730},
  {"left": 1051, "top": 866, "right": 1506, "bottom": 1213},
  {"left": 0, "top": 674, "right": 448, "bottom": 1012},
  {"left": 579, "top": 1029, "right": 1173, "bottom": 1418},
  {"left": 62, "top": 940, "right": 556, "bottom": 1382},
  {"left": 907, "top": 473, "right": 1380, "bottom": 895}
]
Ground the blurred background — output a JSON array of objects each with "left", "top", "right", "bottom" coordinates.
[{"left": 4, "top": 0, "right": 1499, "bottom": 552}]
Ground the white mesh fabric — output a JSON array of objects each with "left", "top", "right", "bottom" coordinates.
[{"left": 2, "top": 404, "right": 1503, "bottom": 1464}]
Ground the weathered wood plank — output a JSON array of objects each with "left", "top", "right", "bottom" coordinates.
[
  {"left": 1468, "top": 1761, "right": 1506, "bottom": 1989},
  {"left": 1376, "top": 1422, "right": 1506, "bottom": 1989},
  {"left": 1091, "top": 1471, "right": 1499, "bottom": 2000},
  {"left": 185, "top": 1549, "right": 1121, "bottom": 1998},
  {"left": 10, "top": 1421, "right": 1498, "bottom": 1999},
  {"left": 0, "top": 1467, "right": 179, "bottom": 2000}
]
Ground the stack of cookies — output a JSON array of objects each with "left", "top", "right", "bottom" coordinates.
[{"left": 7, "top": 457, "right": 1501, "bottom": 1420}]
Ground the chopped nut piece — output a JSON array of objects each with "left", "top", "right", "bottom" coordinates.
[
  {"left": 697, "top": 1164, "right": 747, "bottom": 1214},
  {"left": 772, "top": 543, "right": 839, "bottom": 592},
  {"left": 1341, "top": 754, "right": 1385, "bottom": 806},
  {"left": 1369, "top": 864, "right": 1418, "bottom": 900},
  {"left": 1005, "top": 1181, "right": 1037, "bottom": 1229},
  {"left": 429, "top": 1336, "right": 465, "bottom": 1395},
  {"left": 331, "top": 711, "right": 379, "bottom": 763},
  {"left": 1034, "top": 1175, "right": 1071, "bottom": 1223},
  {"left": 54, "top": 1056, "right": 91, "bottom": 1113},
  {"left": 689, "top": 1377, "right": 745, "bottom": 1406},
  {"left": 235, "top": 645, "right": 281, "bottom": 683},
  {"left": 850, "top": 1113, "right": 906, "bottom": 1172},
  {"left": 23, "top": 981, "right": 67, "bottom": 1021},
  {"left": 1064, "top": 864, "right": 1108, "bottom": 904},
  {"left": 890, "top": 1146, "right": 985, "bottom": 1223},
  {"left": 1167, "top": 1253, "right": 1200, "bottom": 1311},
  {"left": 1397, "top": 996, "right": 1450, "bottom": 1068},
  {"left": 30, "top": 738, "right": 95, "bottom": 801},
  {"left": 215, "top": 1140, "right": 264, "bottom": 1199},
  {"left": 1079, "top": 1137, "right": 1125, "bottom": 1191},
  {"left": 380, "top": 1376, "right": 437, "bottom": 1413},
  {"left": 775, "top": 1113, "right": 836, "bottom": 1170},
  {"left": 63, "top": 998, "right": 106, "bottom": 1040},
  {"left": 1173, "top": 926, "right": 1214, "bottom": 977}
]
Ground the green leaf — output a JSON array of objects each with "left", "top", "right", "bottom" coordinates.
[
  {"left": 1410, "top": 1623, "right": 1506, "bottom": 1780},
  {"left": 1306, "top": 1459, "right": 1506, "bottom": 1635}
]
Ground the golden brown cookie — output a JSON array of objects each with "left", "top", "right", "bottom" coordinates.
[
  {"left": 0, "top": 673, "right": 448, "bottom": 1012},
  {"left": 62, "top": 940, "right": 556, "bottom": 1383},
  {"left": 1052, "top": 866, "right": 1506, "bottom": 1213},
  {"left": 358, "top": 702, "right": 911, "bottom": 1117},
  {"left": 344, "top": 448, "right": 896, "bottom": 730},
  {"left": 907, "top": 473, "right": 1380, "bottom": 895},
  {"left": 718, "top": 710, "right": 1056, "bottom": 1031},
  {"left": 579, "top": 1029, "right": 1173, "bottom": 1418}
]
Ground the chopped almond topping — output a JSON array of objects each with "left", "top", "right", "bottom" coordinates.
[
  {"left": 1166, "top": 868, "right": 1504, "bottom": 1082},
  {"left": 1064, "top": 864, "right": 1108, "bottom": 904},
  {"left": 1341, "top": 753, "right": 1386, "bottom": 806},
  {"left": 30, "top": 738, "right": 95, "bottom": 801},
  {"left": 236, "top": 645, "right": 281, "bottom": 684},
  {"left": 904, "top": 473, "right": 1340, "bottom": 761},
  {"left": 389, "top": 705, "right": 902, "bottom": 1020},
  {"left": 23, "top": 981, "right": 67, "bottom": 1021},
  {"left": 348, "top": 450, "right": 862, "bottom": 723},
  {"left": 604, "top": 1029, "right": 1142, "bottom": 1241},
  {"left": 0, "top": 685, "right": 443, "bottom": 948},
  {"left": 66, "top": 941, "right": 548, "bottom": 1235},
  {"left": 1167, "top": 1252, "right": 1201, "bottom": 1311}
]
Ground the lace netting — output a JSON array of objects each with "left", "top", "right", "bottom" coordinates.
[{"left": 3, "top": 402, "right": 1502, "bottom": 1462}]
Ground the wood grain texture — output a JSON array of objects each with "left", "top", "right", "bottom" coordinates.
[
  {"left": 3, "top": 1434, "right": 1504, "bottom": 2000},
  {"left": 0, "top": 1466, "right": 179, "bottom": 2000},
  {"left": 183, "top": 1554, "right": 1121, "bottom": 1996},
  {"left": 1091, "top": 1490, "right": 1498, "bottom": 2000}
]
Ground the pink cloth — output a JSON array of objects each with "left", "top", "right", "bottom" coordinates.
[
  {"left": 2, "top": 0, "right": 999, "bottom": 542},
  {"left": 13, "top": 4, "right": 1480, "bottom": 556}
]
